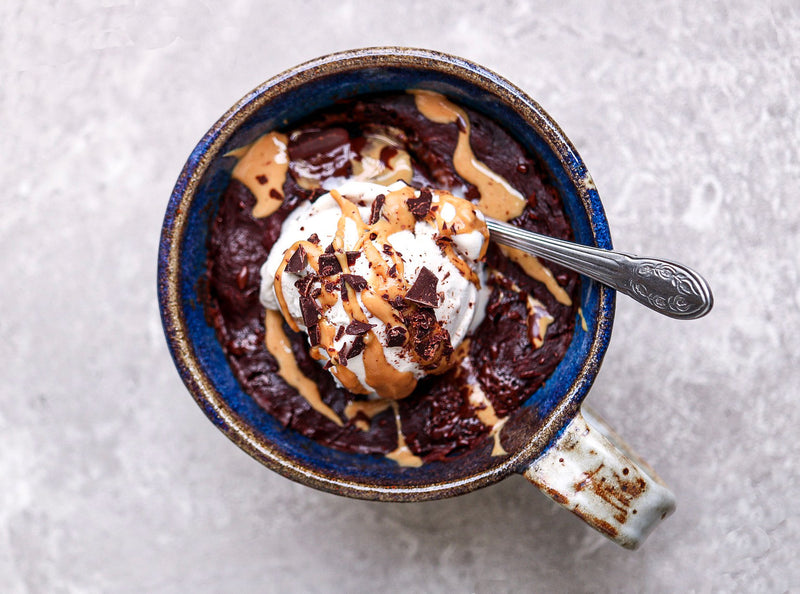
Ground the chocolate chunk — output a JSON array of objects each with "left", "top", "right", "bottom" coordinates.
[
  {"left": 388, "top": 264, "right": 397, "bottom": 278},
  {"left": 299, "top": 295, "right": 320, "bottom": 328},
  {"left": 285, "top": 246, "right": 307, "bottom": 273},
  {"left": 324, "top": 243, "right": 335, "bottom": 254},
  {"left": 347, "top": 335, "right": 366, "bottom": 359},
  {"left": 407, "top": 188, "right": 432, "bottom": 220},
  {"left": 318, "top": 253, "right": 342, "bottom": 277},
  {"left": 289, "top": 128, "right": 350, "bottom": 162},
  {"left": 307, "top": 233, "right": 320, "bottom": 245},
  {"left": 382, "top": 244, "right": 393, "bottom": 256},
  {"left": 255, "top": 174, "right": 268, "bottom": 185},
  {"left": 345, "top": 320, "right": 375, "bottom": 336},
  {"left": 335, "top": 325, "right": 345, "bottom": 341},
  {"left": 405, "top": 266, "right": 439, "bottom": 307},
  {"left": 386, "top": 325, "right": 407, "bottom": 347},
  {"left": 369, "top": 193, "right": 386, "bottom": 225},
  {"left": 346, "top": 251, "right": 360, "bottom": 266},
  {"left": 294, "top": 274, "right": 317, "bottom": 297},
  {"left": 342, "top": 274, "right": 368, "bottom": 291},
  {"left": 339, "top": 277, "right": 349, "bottom": 302},
  {"left": 269, "top": 188, "right": 282, "bottom": 200},
  {"left": 307, "top": 324, "right": 320, "bottom": 346},
  {"left": 414, "top": 327, "right": 453, "bottom": 362}
]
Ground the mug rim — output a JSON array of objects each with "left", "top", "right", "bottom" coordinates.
[{"left": 158, "top": 46, "right": 615, "bottom": 501}]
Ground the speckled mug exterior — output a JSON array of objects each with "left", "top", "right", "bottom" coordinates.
[{"left": 158, "top": 47, "right": 614, "bottom": 502}]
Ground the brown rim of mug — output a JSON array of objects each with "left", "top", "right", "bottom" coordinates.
[{"left": 162, "top": 46, "right": 613, "bottom": 502}]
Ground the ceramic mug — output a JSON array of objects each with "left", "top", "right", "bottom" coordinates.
[{"left": 158, "top": 47, "right": 675, "bottom": 550}]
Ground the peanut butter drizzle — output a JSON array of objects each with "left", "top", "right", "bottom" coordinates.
[
  {"left": 578, "top": 307, "right": 588, "bottom": 332},
  {"left": 227, "top": 131, "right": 289, "bottom": 218},
  {"left": 411, "top": 89, "right": 571, "bottom": 306},
  {"left": 526, "top": 295, "right": 555, "bottom": 349},
  {"left": 500, "top": 247, "right": 572, "bottom": 306},
  {"left": 386, "top": 402, "right": 423, "bottom": 467},
  {"left": 351, "top": 132, "right": 413, "bottom": 186},
  {"left": 455, "top": 339, "right": 508, "bottom": 456},
  {"left": 411, "top": 90, "right": 526, "bottom": 221},
  {"left": 344, "top": 399, "right": 392, "bottom": 431},
  {"left": 263, "top": 309, "right": 343, "bottom": 426},
  {"left": 273, "top": 185, "right": 489, "bottom": 401}
]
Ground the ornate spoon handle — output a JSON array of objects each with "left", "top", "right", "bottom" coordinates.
[{"left": 485, "top": 218, "right": 713, "bottom": 320}]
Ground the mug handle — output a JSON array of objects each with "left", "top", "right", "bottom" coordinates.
[{"left": 522, "top": 406, "right": 676, "bottom": 549}]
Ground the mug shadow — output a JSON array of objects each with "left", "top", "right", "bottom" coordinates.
[{"left": 298, "top": 470, "right": 646, "bottom": 590}]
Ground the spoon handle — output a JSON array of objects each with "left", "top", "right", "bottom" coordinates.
[{"left": 485, "top": 218, "right": 714, "bottom": 320}]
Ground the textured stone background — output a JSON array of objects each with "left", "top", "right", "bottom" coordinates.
[{"left": 2, "top": 1, "right": 799, "bottom": 592}]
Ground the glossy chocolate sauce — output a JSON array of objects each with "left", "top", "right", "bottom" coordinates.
[{"left": 205, "top": 92, "right": 579, "bottom": 463}]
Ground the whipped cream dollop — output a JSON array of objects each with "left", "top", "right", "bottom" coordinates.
[{"left": 260, "top": 180, "right": 490, "bottom": 400}]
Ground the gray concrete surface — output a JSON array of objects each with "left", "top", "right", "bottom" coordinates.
[{"left": 2, "top": 1, "right": 799, "bottom": 592}]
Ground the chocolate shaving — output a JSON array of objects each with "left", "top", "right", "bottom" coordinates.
[
  {"left": 339, "top": 277, "right": 349, "bottom": 301},
  {"left": 318, "top": 253, "right": 342, "bottom": 277},
  {"left": 324, "top": 243, "right": 335, "bottom": 254},
  {"left": 346, "top": 335, "right": 366, "bottom": 359},
  {"left": 285, "top": 246, "right": 307, "bottom": 273},
  {"left": 386, "top": 325, "right": 407, "bottom": 347},
  {"left": 382, "top": 244, "right": 393, "bottom": 256},
  {"left": 404, "top": 307, "right": 436, "bottom": 337},
  {"left": 405, "top": 266, "right": 439, "bottom": 307},
  {"left": 387, "top": 264, "right": 397, "bottom": 278},
  {"left": 307, "top": 324, "right": 320, "bottom": 346},
  {"left": 299, "top": 295, "right": 320, "bottom": 328},
  {"left": 255, "top": 174, "right": 268, "bottom": 185},
  {"left": 345, "top": 320, "right": 375, "bottom": 336},
  {"left": 307, "top": 233, "right": 320, "bottom": 245},
  {"left": 335, "top": 325, "right": 345, "bottom": 342},
  {"left": 346, "top": 251, "right": 360, "bottom": 266},
  {"left": 407, "top": 188, "right": 432, "bottom": 220},
  {"left": 269, "top": 188, "right": 283, "bottom": 200},
  {"left": 342, "top": 274, "right": 368, "bottom": 291},
  {"left": 369, "top": 193, "right": 386, "bottom": 224}
]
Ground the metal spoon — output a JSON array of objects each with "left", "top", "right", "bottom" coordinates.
[{"left": 485, "top": 218, "right": 713, "bottom": 320}]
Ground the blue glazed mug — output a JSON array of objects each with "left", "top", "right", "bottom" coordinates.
[{"left": 158, "top": 47, "right": 675, "bottom": 549}]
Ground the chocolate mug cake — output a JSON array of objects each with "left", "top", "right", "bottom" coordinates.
[{"left": 204, "top": 90, "right": 580, "bottom": 465}]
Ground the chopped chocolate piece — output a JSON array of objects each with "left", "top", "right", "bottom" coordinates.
[
  {"left": 269, "top": 188, "right": 282, "bottom": 200},
  {"left": 345, "top": 320, "right": 375, "bottom": 336},
  {"left": 414, "top": 327, "right": 453, "bottom": 362},
  {"left": 310, "top": 287, "right": 322, "bottom": 299},
  {"left": 386, "top": 325, "right": 407, "bottom": 347},
  {"left": 347, "top": 335, "right": 366, "bottom": 359},
  {"left": 299, "top": 295, "right": 319, "bottom": 328},
  {"left": 339, "top": 277, "right": 349, "bottom": 301},
  {"left": 289, "top": 128, "right": 350, "bottom": 161},
  {"left": 255, "top": 174, "right": 268, "bottom": 185},
  {"left": 387, "top": 264, "right": 397, "bottom": 278},
  {"left": 324, "top": 280, "right": 338, "bottom": 293},
  {"left": 405, "top": 266, "right": 439, "bottom": 307},
  {"left": 285, "top": 246, "right": 307, "bottom": 273},
  {"left": 307, "top": 324, "right": 320, "bottom": 346},
  {"left": 342, "top": 274, "right": 368, "bottom": 291},
  {"left": 318, "top": 253, "right": 342, "bottom": 277},
  {"left": 294, "top": 274, "right": 317, "bottom": 297},
  {"left": 379, "top": 146, "right": 398, "bottom": 167},
  {"left": 324, "top": 243, "right": 335, "bottom": 254},
  {"left": 382, "top": 244, "right": 393, "bottom": 256},
  {"left": 334, "top": 325, "right": 345, "bottom": 341},
  {"left": 346, "top": 251, "right": 360, "bottom": 266},
  {"left": 407, "top": 189, "right": 432, "bottom": 220},
  {"left": 323, "top": 359, "right": 333, "bottom": 370},
  {"left": 307, "top": 233, "right": 320, "bottom": 245},
  {"left": 369, "top": 232, "right": 378, "bottom": 240},
  {"left": 369, "top": 193, "right": 386, "bottom": 224}
]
